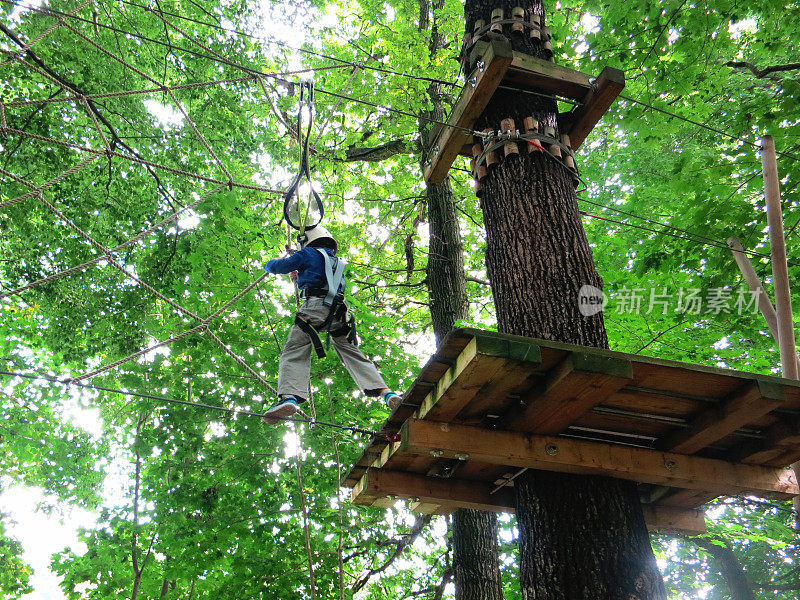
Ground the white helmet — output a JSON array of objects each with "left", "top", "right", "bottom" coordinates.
[{"left": 298, "top": 225, "right": 337, "bottom": 251}]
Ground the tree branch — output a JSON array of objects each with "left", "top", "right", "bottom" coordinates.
[
  {"left": 726, "top": 61, "right": 800, "bottom": 79},
  {"left": 351, "top": 515, "right": 433, "bottom": 593},
  {"left": 345, "top": 139, "right": 408, "bottom": 162}
]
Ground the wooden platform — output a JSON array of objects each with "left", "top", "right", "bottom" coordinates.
[
  {"left": 345, "top": 329, "right": 800, "bottom": 535},
  {"left": 423, "top": 36, "right": 625, "bottom": 183}
]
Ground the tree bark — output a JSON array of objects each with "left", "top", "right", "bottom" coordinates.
[
  {"left": 463, "top": 1, "right": 666, "bottom": 598},
  {"left": 420, "top": 2, "right": 504, "bottom": 600}
]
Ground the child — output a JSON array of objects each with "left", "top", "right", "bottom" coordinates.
[{"left": 262, "top": 225, "right": 402, "bottom": 424}]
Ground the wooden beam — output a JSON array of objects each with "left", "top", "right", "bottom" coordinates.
[
  {"left": 352, "top": 467, "right": 516, "bottom": 513},
  {"left": 562, "top": 66, "right": 625, "bottom": 151},
  {"left": 736, "top": 418, "right": 800, "bottom": 465},
  {"left": 505, "top": 52, "right": 592, "bottom": 100},
  {"left": 641, "top": 505, "right": 707, "bottom": 535},
  {"left": 658, "top": 380, "right": 786, "bottom": 454},
  {"left": 399, "top": 419, "right": 799, "bottom": 499},
  {"left": 354, "top": 469, "right": 706, "bottom": 534},
  {"left": 506, "top": 351, "right": 632, "bottom": 434},
  {"left": 423, "top": 37, "right": 513, "bottom": 183}
]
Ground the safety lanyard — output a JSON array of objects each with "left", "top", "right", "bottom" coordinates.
[{"left": 283, "top": 81, "right": 324, "bottom": 232}]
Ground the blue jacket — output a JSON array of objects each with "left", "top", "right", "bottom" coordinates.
[{"left": 264, "top": 246, "right": 346, "bottom": 294}]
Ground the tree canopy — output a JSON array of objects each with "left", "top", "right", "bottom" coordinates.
[{"left": 1, "top": 0, "right": 799, "bottom": 597}]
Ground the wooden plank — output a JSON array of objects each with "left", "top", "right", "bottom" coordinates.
[
  {"left": 658, "top": 380, "right": 787, "bottom": 455},
  {"left": 399, "top": 419, "right": 799, "bottom": 499},
  {"left": 505, "top": 351, "right": 633, "bottom": 434},
  {"left": 355, "top": 469, "right": 706, "bottom": 534},
  {"left": 424, "top": 37, "right": 513, "bottom": 183},
  {"left": 417, "top": 335, "right": 542, "bottom": 422},
  {"left": 641, "top": 506, "right": 707, "bottom": 535},
  {"left": 563, "top": 66, "right": 625, "bottom": 151},
  {"left": 504, "top": 51, "right": 592, "bottom": 100}
]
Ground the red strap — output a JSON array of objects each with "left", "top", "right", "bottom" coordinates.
[{"left": 385, "top": 433, "right": 401, "bottom": 443}]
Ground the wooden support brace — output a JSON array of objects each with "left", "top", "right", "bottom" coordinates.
[
  {"left": 424, "top": 37, "right": 513, "bottom": 183},
  {"left": 658, "top": 380, "right": 787, "bottom": 454},
  {"left": 656, "top": 489, "right": 719, "bottom": 509},
  {"left": 735, "top": 417, "right": 800, "bottom": 465},
  {"left": 505, "top": 351, "right": 633, "bottom": 434},
  {"left": 353, "top": 469, "right": 707, "bottom": 534},
  {"left": 398, "top": 419, "right": 799, "bottom": 499},
  {"left": 561, "top": 66, "right": 625, "bottom": 151}
]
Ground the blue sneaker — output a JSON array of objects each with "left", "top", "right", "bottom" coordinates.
[
  {"left": 263, "top": 396, "right": 300, "bottom": 425},
  {"left": 383, "top": 391, "right": 402, "bottom": 411}
]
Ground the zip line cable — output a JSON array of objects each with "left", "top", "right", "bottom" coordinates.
[
  {"left": 0, "top": 1, "right": 483, "bottom": 140},
  {"left": 579, "top": 208, "right": 800, "bottom": 267},
  {"left": 1, "top": 0, "right": 460, "bottom": 89},
  {"left": 576, "top": 196, "right": 793, "bottom": 265},
  {"left": 6, "top": 0, "right": 800, "bottom": 163},
  {"left": 0, "top": 370, "right": 398, "bottom": 440},
  {"left": 4, "top": 3, "right": 798, "bottom": 266},
  {"left": 618, "top": 93, "right": 800, "bottom": 163}
]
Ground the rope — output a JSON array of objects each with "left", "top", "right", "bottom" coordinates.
[
  {"left": 2, "top": 68, "right": 350, "bottom": 108},
  {"left": 578, "top": 209, "right": 800, "bottom": 267},
  {"left": 63, "top": 271, "right": 274, "bottom": 390},
  {"left": 0, "top": 370, "right": 394, "bottom": 439},
  {"left": 2, "top": 165, "right": 273, "bottom": 390},
  {"left": 59, "top": 22, "right": 234, "bottom": 183},
  {"left": 1, "top": 2, "right": 485, "bottom": 141},
  {"left": 618, "top": 93, "right": 800, "bottom": 163},
  {"left": 283, "top": 81, "right": 324, "bottom": 232},
  {"left": 0, "top": 183, "right": 228, "bottom": 299},
  {"left": 6, "top": 0, "right": 799, "bottom": 163},
  {"left": 0, "top": 127, "right": 283, "bottom": 195},
  {"left": 293, "top": 424, "right": 318, "bottom": 600},
  {"left": 3, "top": 0, "right": 460, "bottom": 88},
  {"left": 0, "top": 0, "right": 93, "bottom": 66},
  {"left": 0, "top": 154, "right": 102, "bottom": 209}
]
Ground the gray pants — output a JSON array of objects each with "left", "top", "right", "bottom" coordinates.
[{"left": 277, "top": 297, "right": 387, "bottom": 399}]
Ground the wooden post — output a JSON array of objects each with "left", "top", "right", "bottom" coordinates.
[
  {"left": 762, "top": 135, "right": 800, "bottom": 522},
  {"left": 762, "top": 136, "right": 798, "bottom": 380}
]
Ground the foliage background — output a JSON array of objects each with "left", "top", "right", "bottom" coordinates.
[{"left": 1, "top": 0, "right": 799, "bottom": 597}]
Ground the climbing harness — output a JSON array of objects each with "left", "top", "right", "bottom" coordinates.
[
  {"left": 0, "top": 369, "right": 398, "bottom": 441},
  {"left": 283, "top": 80, "right": 324, "bottom": 233},
  {"left": 293, "top": 248, "right": 358, "bottom": 358}
]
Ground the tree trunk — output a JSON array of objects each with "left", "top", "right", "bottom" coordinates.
[
  {"left": 463, "top": 1, "right": 666, "bottom": 598},
  {"left": 693, "top": 538, "right": 756, "bottom": 600},
  {"left": 427, "top": 178, "right": 469, "bottom": 342},
  {"left": 420, "top": 2, "right": 504, "bottom": 599}
]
